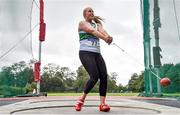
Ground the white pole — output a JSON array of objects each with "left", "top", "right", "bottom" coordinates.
[{"left": 37, "top": 41, "right": 42, "bottom": 95}]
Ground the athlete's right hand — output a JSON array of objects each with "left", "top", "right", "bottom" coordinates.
[{"left": 105, "top": 36, "right": 113, "bottom": 45}]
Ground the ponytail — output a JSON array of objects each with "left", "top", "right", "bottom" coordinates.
[{"left": 93, "top": 16, "right": 104, "bottom": 24}]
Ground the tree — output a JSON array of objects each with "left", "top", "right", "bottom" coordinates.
[
  {"left": 41, "top": 63, "right": 66, "bottom": 92},
  {"left": 128, "top": 73, "right": 138, "bottom": 92},
  {"left": 127, "top": 72, "right": 144, "bottom": 92},
  {"left": 60, "top": 67, "right": 76, "bottom": 89},
  {"left": 162, "top": 63, "right": 180, "bottom": 93},
  {"left": 0, "top": 61, "right": 34, "bottom": 96},
  {"left": 107, "top": 72, "right": 118, "bottom": 93},
  {"left": 0, "top": 61, "right": 33, "bottom": 87},
  {"left": 160, "top": 63, "right": 174, "bottom": 77},
  {"left": 73, "top": 65, "right": 89, "bottom": 92},
  {"left": 116, "top": 83, "right": 127, "bottom": 93},
  {"left": 0, "top": 66, "right": 14, "bottom": 86}
]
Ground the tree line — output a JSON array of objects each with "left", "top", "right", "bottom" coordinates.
[
  {"left": 0, "top": 61, "right": 125, "bottom": 96},
  {"left": 0, "top": 61, "right": 179, "bottom": 97}
]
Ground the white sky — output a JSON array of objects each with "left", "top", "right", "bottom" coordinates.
[
  {"left": 1, "top": 0, "right": 180, "bottom": 86},
  {"left": 0, "top": 0, "right": 144, "bottom": 85},
  {"left": 36, "top": 0, "right": 144, "bottom": 86}
]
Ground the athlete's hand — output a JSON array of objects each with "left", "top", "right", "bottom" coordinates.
[{"left": 106, "top": 36, "right": 113, "bottom": 45}]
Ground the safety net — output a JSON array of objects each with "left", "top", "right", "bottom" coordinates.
[
  {"left": 0, "top": 0, "right": 40, "bottom": 97},
  {"left": 143, "top": 0, "right": 180, "bottom": 96}
]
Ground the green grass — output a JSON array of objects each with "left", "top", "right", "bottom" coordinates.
[
  {"left": 47, "top": 92, "right": 180, "bottom": 98},
  {"left": 47, "top": 92, "right": 139, "bottom": 96},
  {"left": 163, "top": 93, "right": 180, "bottom": 97}
]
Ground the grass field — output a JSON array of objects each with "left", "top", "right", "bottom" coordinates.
[
  {"left": 163, "top": 93, "right": 180, "bottom": 97},
  {"left": 47, "top": 92, "right": 180, "bottom": 97},
  {"left": 47, "top": 93, "right": 139, "bottom": 96}
]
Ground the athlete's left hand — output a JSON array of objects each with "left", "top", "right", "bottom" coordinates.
[{"left": 106, "top": 36, "right": 113, "bottom": 45}]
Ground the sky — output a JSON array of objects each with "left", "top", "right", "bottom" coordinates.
[{"left": 0, "top": 0, "right": 180, "bottom": 86}]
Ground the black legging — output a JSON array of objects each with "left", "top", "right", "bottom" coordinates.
[{"left": 79, "top": 51, "right": 108, "bottom": 96}]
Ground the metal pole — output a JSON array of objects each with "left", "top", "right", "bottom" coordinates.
[
  {"left": 156, "top": 68, "right": 161, "bottom": 94},
  {"left": 153, "top": 0, "right": 162, "bottom": 95},
  {"left": 148, "top": 42, "right": 153, "bottom": 94},
  {"left": 143, "top": 0, "right": 153, "bottom": 95},
  {"left": 36, "top": 0, "right": 45, "bottom": 95},
  {"left": 37, "top": 41, "right": 42, "bottom": 95}
]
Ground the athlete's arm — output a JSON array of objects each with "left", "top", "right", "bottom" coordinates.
[
  {"left": 79, "top": 21, "right": 108, "bottom": 42},
  {"left": 97, "top": 23, "right": 113, "bottom": 44},
  {"left": 97, "top": 23, "right": 110, "bottom": 37}
]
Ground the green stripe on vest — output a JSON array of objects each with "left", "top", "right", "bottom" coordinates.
[
  {"left": 79, "top": 33, "right": 96, "bottom": 40},
  {"left": 79, "top": 22, "right": 97, "bottom": 41}
]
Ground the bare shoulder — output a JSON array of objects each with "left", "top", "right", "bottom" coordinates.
[
  {"left": 79, "top": 20, "right": 86, "bottom": 25},
  {"left": 79, "top": 21, "right": 90, "bottom": 30}
]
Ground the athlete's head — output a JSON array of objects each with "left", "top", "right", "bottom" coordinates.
[
  {"left": 83, "top": 7, "right": 94, "bottom": 21},
  {"left": 83, "top": 7, "right": 103, "bottom": 24}
]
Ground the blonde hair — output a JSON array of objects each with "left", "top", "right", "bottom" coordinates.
[{"left": 83, "top": 7, "right": 104, "bottom": 24}]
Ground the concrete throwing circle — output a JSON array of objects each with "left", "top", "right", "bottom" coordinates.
[{"left": 11, "top": 106, "right": 160, "bottom": 114}]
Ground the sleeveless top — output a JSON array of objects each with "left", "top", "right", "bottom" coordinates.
[{"left": 79, "top": 22, "right": 100, "bottom": 53}]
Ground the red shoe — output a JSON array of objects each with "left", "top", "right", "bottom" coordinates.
[
  {"left": 99, "top": 104, "right": 110, "bottom": 112},
  {"left": 75, "top": 98, "right": 84, "bottom": 111}
]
